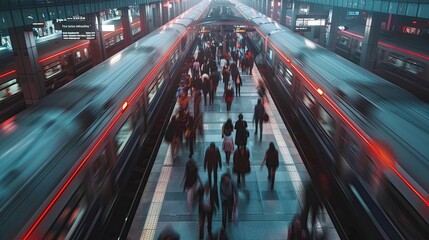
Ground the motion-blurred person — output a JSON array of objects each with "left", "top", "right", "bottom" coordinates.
[
  {"left": 261, "top": 142, "right": 279, "bottom": 190},
  {"left": 257, "top": 80, "right": 268, "bottom": 103},
  {"left": 222, "top": 65, "right": 230, "bottom": 90},
  {"left": 222, "top": 118, "right": 234, "bottom": 167},
  {"left": 253, "top": 98, "right": 265, "bottom": 141},
  {"left": 197, "top": 182, "right": 219, "bottom": 240},
  {"left": 204, "top": 142, "right": 222, "bottom": 187},
  {"left": 230, "top": 62, "right": 241, "bottom": 97},
  {"left": 301, "top": 174, "right": 330, "bottom": 235},
  {"left": 183, "top": 158, "right": 202, "bottom": 211},
  {"left": 177, "top": 90, "right": 189, "bottom": 111},
  {"left": 158, "top": 225, "right": 180, "bottom": 240},
  {"left": 233, "top": 146, "right": 250, "bottom": 188},
  {"left": 247, "top": 52, "right": 254, "bottom": 75},
  {"left": 168, "top": 116, "right": 181, "bottom": 159},
  {"left": 234, "top": 113, "right": 248, "bottom": 147},
  {"left": 224, "top": 84, "right": 234, "bottom": 112},
  {"left": 287, "top": 215, "right": 308, "bottom": 240},
  {"left": 220, "top": 172, "right": 238, "bottom": 229},
  {"left": 193, "top": 88, "right": 202, "bottom": 117},
  {"left": 185, "top": 115, "right": 196, "bottom": 158},
  {"left": 202, "top": 73, "right": 210, "bottom": 106}
]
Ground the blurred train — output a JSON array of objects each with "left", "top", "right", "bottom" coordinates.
[
  {"left": 0, "top": 16, "right": 143, "bottom": 123},
  {"left": 335, "top": 26, "right": 429, "bottom": 91},
  {"left": 0, "top": 1, "right": 208, "bottom": 239},
  {"left": 236, "top": 2, "right": 429, "bottom": 239}
]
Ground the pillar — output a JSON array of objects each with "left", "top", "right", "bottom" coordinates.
[
  {"left": 139, "top": 4, "right": 149, "bottom": 36},
  {"left": 266, "top": 0, "right": 271, "bottom": 16},
  {"left": 120, "top": 7, "right": 133, "bottom": 46},
  {"left": 88, "top": 12, "right": 106, "bottom": 66},
  {"left": 163, "top": 3, "right": 170, "bottom": 24},
  {"left": 280, "top": 0, "right": 288, "bottom": 25},
  {"left": 290, "top": 1, "right": 300, "bottom": 31},
  {"left": 155, "top": 2, "right": 163, "bottom": 28},
  {"left": 8, "top": 26, "right": 45, "bottom": 105},
  {"left": 326, "top": 7, "right": 343, "bottom": 51},
  {"left": 272, "top": 0, "right": 279, "bottom": 21},
  {"left": 359, "top": 12, "right": 382, "bottom": 71}
]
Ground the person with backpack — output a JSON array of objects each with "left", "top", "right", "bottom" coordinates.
[
  {"left": 261, "top": 142, "right": 279, "bottom": 190},
  {"left": 220, "top": 172, "right": 238, "bottom": 229},
  {"left": 222, "top": 118, "right": 234, "bottom": 167},
  {"left": 204, "top": 142, "right": 222, "bottom": 187}
]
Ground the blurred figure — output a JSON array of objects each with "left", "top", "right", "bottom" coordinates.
[
  {"left": 183, "top": 158, "right": 202, "bottom": 211},
  {"left": 301, "top": 174, "right": 330, "bottom": 235},
  {"left": 213, "top": 228, "right": 229, "bottom": 240},
  {"left": 220, "top": 172, "right": 238, "bottom": 229},
  {"left": 185, "top": 115, "right": 196, "bottom": 158},
  {"left": 222, "top": 118, "right": 234, "bottom": 167},
  {"left": 234, "top": 113, "right": 248, "bottom": 147},
  {"left": 202, "top": 73, "right": 210, "bottom": 106},
  {"left": 224, "top": 84, "right": 234, "bottom": 112},
  {"left": 204, "top": 142, "right": 222, "bottom": 187},
  {"left": 222, "top": 65, "right": 230, "bottom": 91},
  {"left": 287, "top": 215, "right": 308, "bottom": 240},
  {"left": 233, "top": 146, "right": 250, "bottom": 188},
  {"left": 158, "top": 225, "right": 180, "bottom": 240},
  {"left": 261, "top": 142, "right": 279, "bottom": 190},
  {"left": 197, "top": 182, "right": 219, "bottom": 240},
  {"left": 177, "top": 90, "right": 189, "bottom": 111},
  {"left": 253, "top": 98, "right": 265, "bottom": 141},
  {"left": 193, "top": 88, "right": 202, "bottom": 117},
  {"left": 168, "top": 116, "right": 181, "bottom": 159},
  {"left": 257, "top": 80, "right": 268, "bottom": 103},
  {"left": 247, "top": 52, "right": 254, "bottom": 75}
]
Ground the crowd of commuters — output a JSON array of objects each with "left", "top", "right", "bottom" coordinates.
[{"left": 160, "top": 32, "right": 329, "bottom": 240}]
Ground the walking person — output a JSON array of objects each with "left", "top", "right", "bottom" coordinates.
[
  {"left": 247, "top": 52, "right": 254, "bottom": 75},
  {"left": 197, "top": 182, "right": 219, "bottom": 240},
  {"left": 208, "top": 74, "right": 215, "bottom": 105},
  {"left": 183, "top": 158, "right": 202, "bottom": 211},
  {"left": 204, "top": 142, "right": 222, "bottom": 187},
  {"left": 220, "top": 172, "right": 238, "bottom": 229},
  {"left": 253, "top": 98, "right": 265, "bottom": 141},
  {"left": 202, "top": 73, "right": 210, "bottom": 106},
  {"left": 185, "top": 115, "right": 196, "bottom": 158},
  {"left": 222, "top": 118, "right": 234, "bottom": 167},
  {"left": 222, "top": 65, "right": 230, "bottom": 91},
  {"left": 234, "top": 113, "right": 248, "bottom": 147},
  {"left": 224, "top": 84, "right": 234, "bottom": 112},
  {"left": 168, "top": 115, "right": 181, "bottom": 159},
  {"left": 261, "top": 142, "right": 279, "bottom": 190},
  {"left": 230, "top": 63, "right": 241, "bottom": 97},
  {"left": 233, "top": 146, "right": 250, "bottom": 188}
]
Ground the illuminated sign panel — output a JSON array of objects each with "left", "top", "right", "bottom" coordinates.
[
  {"left": 295, "top": 15, "right": 326, "bottom": 27},
  {"left": 62, "top": 22, "right": 96, "bottom": 40}
]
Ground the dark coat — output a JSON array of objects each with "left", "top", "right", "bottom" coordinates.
[
  {"left": 253, "top": 103, "right": 265, "bottom": 121},
  {"left": 233, "top": 148, "right": 250, "bottom": 174},
  {"left": 197, "top": 186, "right": 219, "bottom": 213},
  {"left": 234, "top": 120, "right": 248, "bottom": 146},
  {"left": 204, "top": 146, "right": 222, "bottom": 172},
  {"left": 265, "top": 149, "right": 279, "bottom": 168}
]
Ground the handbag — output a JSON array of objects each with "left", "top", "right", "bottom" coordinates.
[{"left": 263, "top": 112, "right": 269, "bottom": 122}]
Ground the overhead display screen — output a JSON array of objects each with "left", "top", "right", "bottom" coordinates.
[
  {"left": 61, "top": 22, "right": 96, "bottom": 40},
  {"left": 295, "top": 15, "right": 326, "bottom": 27}
]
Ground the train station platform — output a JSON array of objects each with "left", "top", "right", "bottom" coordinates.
[{"left": 128, "top": 60, "right": 341, "bottom": 239}]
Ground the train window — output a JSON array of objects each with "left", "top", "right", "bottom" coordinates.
[
  {"left": 147, "top": 80, "right": 157, "bottom": 105},
  {"left": 0, "top": 79, "right": 21, "bottom": 101},
  {"left": 302, "top": 89, "right": 316, "bottom": 112},
  {"left": 115, "top": 117, "right": 133, "bottom": 156},
  {"left": 45, "top": 187, "right": 87, "bottom": 240},
  {"left": 268, "top": 48, "right": 273, "bottom": 61},
  {"left": 83, "top": 48, "right": 89, "bottom": 58},
  {"left": 387, "top": 54, "right": 405, "bottom": 68},
  {"left": 92, "top": 150, "right": 108, "bottom": 191},
  {"left": 170, "top": 49, "right": 179, "bottom": 66},
  {"left": 157, "top": 70, "right": 165, "bottom": 89},
  {"left": 75, "top": 51, "right": 82, "bottom": 62},
  {"left": 44, "top": 62, "right": 63, "bottom": 79},
  {"left": 404, "top": 59, "right": 425, "bottom": 75},
  {"left": 338, "top": 36, "right": 350, "bottom": 47},
  {"left": 318, "top": 106, "right": 336, "bottom": 138},
  {"left": 181, "top": 36, "right": 187, "bottom": 50}
]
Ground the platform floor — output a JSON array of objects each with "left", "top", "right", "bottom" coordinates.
[{"left": 128, "top": 62, "right": 340, "bottom": 240}]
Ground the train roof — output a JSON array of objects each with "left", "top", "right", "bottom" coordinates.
[
  {"left": 0, "top": 0, "right": 208, "bottom": 229},
  {"left": 235, "top": 2, "right": 429, "bottom": 193}
]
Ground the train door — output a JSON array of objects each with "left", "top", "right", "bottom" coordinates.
[
  {"left": 335, "top": 127, "right": 360, "bottom": 182},
  {"left": 65, "top": 53, "right": 75, "bottom": 81}
]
